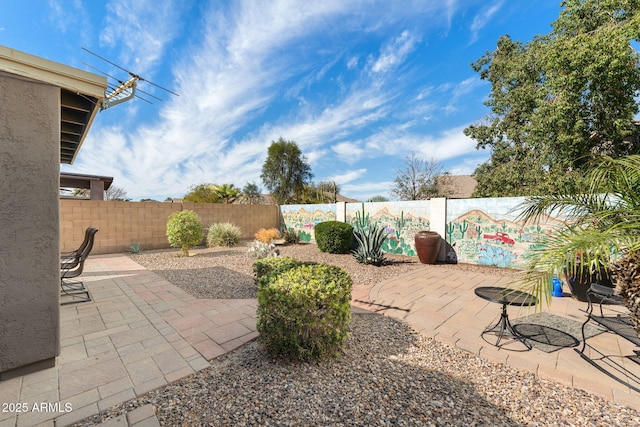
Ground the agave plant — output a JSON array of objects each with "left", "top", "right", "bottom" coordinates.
[
  {"left": 128, "top": 242, "right": 142, "bottom": 254},
  {"left": 352, "top": 223, "right": 388, "bottom": 266},
  {"left": 517, "top": 155, "right": 640, "bottom": 333}
]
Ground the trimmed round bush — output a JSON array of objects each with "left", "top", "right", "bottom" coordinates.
[
  {"left": 257, "top": 263, "right": 352, "bottom": 361},
  {"left": 253, "top": 256, "right": 316, "bottom": 288},
  {"left": 253, "top": 256, "right": 300, "bottom": 284},
  {"left": 314, "top": 221, "right": 354, "bottom": 254},
  {"left": 166, "top": 210, "right": 203, "bottom": 256},
  {"left": 207, "top": 222, "right": 242, "bottom": 247}
]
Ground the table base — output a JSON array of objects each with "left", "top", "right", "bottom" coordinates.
[{"left": 481, "top": 303, "right": 532, "bottom": 350}]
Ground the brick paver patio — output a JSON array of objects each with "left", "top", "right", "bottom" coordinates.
[{"left": 0, "top": 255, "right": 638, "bottom": 426}]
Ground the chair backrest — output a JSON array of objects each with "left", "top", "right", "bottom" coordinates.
[
  {"left": 78, "top": 228, "right": 98, "bottom": 262},
  {"left": 61, "top": 228, "right": 98, "bottom": 279},
  {"left": 76, "top": 227, "right": 98, "bottom": 256},
  {"left": 61, "top": 227, "right": 97, "bottom": 260}
]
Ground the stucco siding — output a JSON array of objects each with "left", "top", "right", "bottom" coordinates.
[{"left": 0, "top": 72, "right": 60, "bottom": 375}]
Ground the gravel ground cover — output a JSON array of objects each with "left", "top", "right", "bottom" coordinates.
[
  {"left": 74, "top": 243, "right": 640, "bottom": 426},
  {"left": 129, "top": 242, "right": 516, "bottom": 299}
]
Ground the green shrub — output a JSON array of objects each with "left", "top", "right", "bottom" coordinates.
[
  {"left": 352, "top": 223, "right": 388, "bottom": 266},
  {"left": 257, "top": 264, "right": 352, "bottom": 361},
  {"left": 207, "top": 222, "right": 242, "bottom": 247},
  {"left": 314, "top": 221, "right": 354, "bottom": 254},
  {"left": 253, "top": 256, "right": 313, "bottom": 287},
  {"left": 166, "top": 210, "right": 203, "bottom": 256}
]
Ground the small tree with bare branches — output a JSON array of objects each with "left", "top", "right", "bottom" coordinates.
[{"left": 390, "top": 152, "right": 453, "bottom": 200}]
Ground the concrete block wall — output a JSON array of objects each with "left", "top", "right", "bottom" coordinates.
[
  {"left": 59, "top": 200, "right": 281, "bottom": 254},
  {"left": 182, "top": 202, "right": 281, "bottom": 241}
]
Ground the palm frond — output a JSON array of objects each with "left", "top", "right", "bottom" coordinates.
[{"left": 515, "top": 155, "right": 640, "bottom": 307}]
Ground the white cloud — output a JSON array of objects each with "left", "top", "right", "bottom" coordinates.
[
  {"left": 451, "top": 77, "right": 482, "bottom": 100},
  {"left": 47, "top": 0, "right": 92, "bottom": 42},
  {"left": 67, "top": 1, "right": 469, "bottom": 200},
  {"left": 469, "top": 0, "right": 504, "bottom": 44},
  {"left": 352, "top": 125, "right": 477, "bottom": 164},
  {"left": 346, "top": 55, "right": 359, "bottom": 69},
  {"left": 327, "top": 169, "right": 367, "bottom": 185},
  {"left": 342, "top": 180, "right": 395, "bottom": 201},
  {"left": 415, "top": 126, "right": 479, "bottom": 161},
  {"left": 370, "top": 30, "right": 419, "bottom": 74},
  {"left": 100, "top": 0, "right": 183, "bottom": 76},
  {"left": 447, "top": 150, "right": 490, "bottom": 175},
  {"left": 331, "top": 142, "right": 366, "bottom": 163}
]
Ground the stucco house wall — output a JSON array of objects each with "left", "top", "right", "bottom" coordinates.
[{"left": 0, "top": 72, "right": 60, "bottom": 378}]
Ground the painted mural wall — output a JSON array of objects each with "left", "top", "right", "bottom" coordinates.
[
  {"left": 445, "top": 197, "right": 564, "bottom": 269},
  {"left": 279, "top": 203, "right": 337, "bottom": 243},
  {"left": 280, "top": 197, "right": 565, "bottom": 270},
  {"left": 345, "top": 201, "right": 431, "bottom": 257}
]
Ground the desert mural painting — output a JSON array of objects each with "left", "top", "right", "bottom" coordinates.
[
  {"left": 345, "top": 201, "right": 431, "bottom": 257},
  {"left": 445, "top": 197, "right": 564, "bottom": 269},
  {"left": 280, "top": 198, "right": 565, "bottom": 269},
  {"left": 280, "top": 204, "right": 337, "bottom": 243}
]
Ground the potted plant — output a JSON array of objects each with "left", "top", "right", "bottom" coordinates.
[
  {"left": 517, "top": 155, "right": 640, "bottom": 335},
  {"left": 562, "top": 253, "right": 614, "bottom": 302}
]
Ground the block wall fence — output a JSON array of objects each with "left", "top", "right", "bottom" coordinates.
[
  {"left": 60, "top": 196, "right": 565, "bottom": 269},
  {"left": 59, "top": 200, "right": 281, "bottom": 254}
]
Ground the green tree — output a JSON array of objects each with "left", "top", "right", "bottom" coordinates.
[
  {"left": 215, "top": 183, "right": 240, "bottom": 204},
  {"left": 240, "top": 182, "right": 263, "bottom": 204},
  {"left": 261, "top": 137, "right": 313, "bottom": 204},
  {"left": 465, "top": 0, "right": 640, "bottom": 197},
  {"left": 183, "top": 184, "right": 220, "bottom": 203},
  {"left": 390, "top": 152, "right": 453, "bottom": 200}
]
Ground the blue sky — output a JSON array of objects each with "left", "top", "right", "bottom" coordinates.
[{"left": 2, "top": 1, "right": 561, "bottom": 201}]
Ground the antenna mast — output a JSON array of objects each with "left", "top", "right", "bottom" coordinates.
[
  {"left": 102, "top": 75, "right": 138, "bottom": 110},
  {"left": 81, "top": 47, "right": 179, "bottom": 110}
]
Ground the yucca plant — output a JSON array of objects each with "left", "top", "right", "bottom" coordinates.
[
  {"left": 517, "top": 155, "right": 640, "bottom": 334},
  {"left": 351, "top": 222, "right": 388, "bottom": 266},
  {"left": 207, "top": 222, "right": 242, "bottom": 247}
]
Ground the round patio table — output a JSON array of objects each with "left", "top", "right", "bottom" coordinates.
[{"left": 474, "top": 286, "right": 537, "bottom": 349}]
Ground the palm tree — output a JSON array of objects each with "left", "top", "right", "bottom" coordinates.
[
  {"left": 215, "top": 183, "right": 241, "bottom": 204},
  {"left": 517, "top": 155, "right": 640, "bottom": 332}
]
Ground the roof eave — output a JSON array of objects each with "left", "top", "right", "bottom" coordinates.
[{"left": 0, "top": 45, "right": 106, "bottom": 99}]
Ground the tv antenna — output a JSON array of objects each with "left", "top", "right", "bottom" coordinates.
[{"left": 81, "top": 47, "right": 179, "bottom": 110}]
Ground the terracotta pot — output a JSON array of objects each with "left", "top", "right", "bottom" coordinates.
[{"left": 414, "top": 231, "right": 442, "bottom": 265}]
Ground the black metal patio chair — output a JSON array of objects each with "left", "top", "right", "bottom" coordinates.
[
  {"left": 61, "top": 227, "right": 98, "bottom": 264},
  {"left": 60, "top": 228, "right": 98, "bottom": 305}
]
